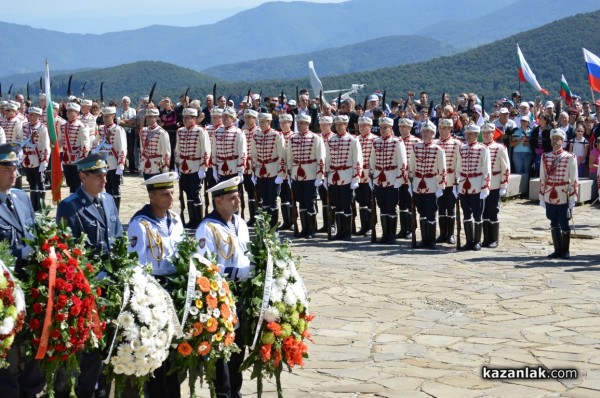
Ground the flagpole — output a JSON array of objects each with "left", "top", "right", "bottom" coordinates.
[{"left": 591, "top": 86, "right": 596, "bottom": 103}]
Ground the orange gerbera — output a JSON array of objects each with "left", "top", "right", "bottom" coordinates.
[
  {"left": 177, "top": 342, "right": 193, "bottom": 357},
  {"left": 259, "top": 344, "right": 272, "bottom": 362},
  {"left": 206, "top": 294, "right": 218, "bottom": 309},
  {"left": 192, "top": 322, "right": 203, "bottom": 337},
  {"left": 197, "top": 341, "right": 211, "bottom": 356},
  {"left": 219, "top": 303, "right": 231, "bottom": 319},
  {"left": 224, "top": 332, "right": 235, "bottom": 346},
  {"left": 209, "top": 264, "right": 220, "bottom": 273},
  {"left": 197, "top": 276, "right": 211, "bottom": 292},
  {"left": 221, "top": 281, "right": 230, "bottom": 294},
  {"left": 205, "top": 317, "right": 218, "bottom": 333},
  {"left": 266, "top": 322, "right": 282, "bottom": 337}
]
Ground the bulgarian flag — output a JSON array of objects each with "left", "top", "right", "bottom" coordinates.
[
  {"left": 517, "top": 44, "right": 549, "bottom": 96},
  {"left": 559, "top": 74, "right": 573, "bottom": 106},
  {"left": 44, "top": 60, "right": 63, "bottom": 203},
  {"left": 583, "top": 48, "right": 600, "bottom": 94}
]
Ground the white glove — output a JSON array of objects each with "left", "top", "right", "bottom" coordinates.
[
  {"left": 569, "top": 199, "right": 575, "bottom": 210},
  {"left": 393, "top": 180, "right": 402, "bottom": 189},
  {"left": 314, "top": 178, "right": 323, "bottom": 187},
  {"left": 274, "top": 176, "right": 284, "bottom": 185},
  {"left": 350, "top": 181, "right": 359, "bottom": 190},
  {"left": 251, "top": 174, "right": 257, "bottom": 185},
  {"left": 480, "top": 191, "right": 489, "bottom": 200},
  {"left": 198, "top": 169, "right": 206, "bottom": 179},
  {"left": 39, "top": 163, "right": 47, "bottom": 173},
  {"left": 238, "top": 171, "right": 243, "bottom": 179},
  {"left": 323, "top": 178, "right": 328, "bottom": 189},
  {"left": 213, "top": 167, "right": 220, "bottom": 183},
  {"left": 435, "top": 188, "right": 443, "bottom": 198},
  {"left": 499, "top": 188, "right": 507, "bottom": 196},
  {"left": 539, "top": 200, "right": 546, "bottom": 209},
  {"left": 368, "top": 180, "right": 374, "bottom": 191},
  {"left": 407, "top": 184, "right": 413, "bottom": 196},
  {"left": 115, "top": 167, "right": 123, "bottom": 176},
  {"left": 452, "top": 186, "right": 459, "bottom": 198}
]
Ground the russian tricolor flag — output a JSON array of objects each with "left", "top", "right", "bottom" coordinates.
[{"left": 583, "top": 48, "right": 600, "bottom": 94}]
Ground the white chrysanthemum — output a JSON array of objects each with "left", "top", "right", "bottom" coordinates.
[
  {"left": 275, "top": 277, "right": 287, "bottom": 289},
  {"left": 282, "top": 268, "right": 291, "bottom": 280},
  {"left": 189, "top": 307, "right": 199, "bottom": 316},
  {"left": 122, "top": 326, "right": 140, "bottom": 342},
  {"left": 0, "top": 315, "right": 15, "bottom": 335},
  {"left": 122, "top": 364, "right": 136, "bottom": 376},
  {"left": 113, "top": 364, "right": 126, "bottom": 375},
  {"left": 134, "top": 345, "right": 150, "bottom": 359},
  {"left": 130, "top": 339, "right": 141, "bottom": 351},
  {"left": 117, "top": 311, "right": 135, "bottom": 329},
  {"left": 212, "top": 308, "right": 221, "bottom": 318},
  {"left": 284, "top": 289, "right": 297, "bottom": 306},
  {"left": 275, "top": 259, "right": 286, "bottom": 269},
  {"left": 148, "top": 319, "right": 160, "bottom": 331},
  {"left": 118, "top": 343, "right": 134, "bottom": 357},
  {"left": 13, "top": 287, "right": 25, "bottom": 312},
  {"left": 263, "top": 306, "right": 280, "bottom": 323},
  {"left": 155, "top": 331, "right": 168, "bottom": 346},
  {"left": 270, "top": 286, "right": 283, "bottom": 303},
  {"left": 131, "top": 293, "right": 151, "bottom": 310},
  {"left": 137, "top": 308, "right": 153, "bottom": 325},
  {"left": 145, "top": 283, "right": 161, "bottom": 299},
  {"left": 130, "top": 271, "right": 148, "bottom": 289},
  {"left": 139, "top": 326, "right": 152, "bottom": 339},
  {"left": 291, "top": 282, "right": 307, "bottom": 303}
]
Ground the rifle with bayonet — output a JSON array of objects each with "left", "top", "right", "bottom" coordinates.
[
  {"left": 81, "top": 82, "right": 87, "bottom": 99},
  {"left": 455, "top": 183, "right": 461, "bottom": 250},
  {"left": 66, "top": 75, "right": 72, "bottom": 97},
  {"left": 290, "top": 179, "right": 299, "bottom": 236},
  {"left": 26, "top": 83, "right": 30, "bottom": 102},
  {"left": 321, "top": 89, "right": 333, "bottom": 240},
  {"left": 100, "top": 82, "right": 104, "bottom": 106}
]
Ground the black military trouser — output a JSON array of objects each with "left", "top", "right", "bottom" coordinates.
[
  {"left": 460, "top": 193, "right": 484, "bottom": 222},
  {"left": 105, "top": 169, "right": 122, "bottom": 200},
  {"left": 23, "top": 167, "right": 45, "bottom": 211},
  {"left": 280, "top": 179, "right": 291, "bottom": 204},
  {"left": 257, "top": 177, "right": 280, "bottom": 210},
  {"left": 374, "top": 185, "right": 398, "bottom": 216},
  {"left": 126, "top": 129, "right": 138, "bottom": 172},
  {"left": 415, "top": 193, "right": 438, "bottom": 222},
  {"left": 215, "top": 303, "right": 246, "bottom": 398},
  {"left": 0, "top": 341, "right": 45, "bottom": 398},
  {"left": 242, "top": 174, "right": 256, "bottom": 203},
  {"left": 329, "top": 184, "right": 353, "bottom": 216},
  {"left": 292, "top": 180, "right": 318, "bottom": 214},
  {"left": 179, "top": 173, "right": 202, "bottom": 207},
  {"left": 63, "top": 164, "right": 80, "bottom": 193},
  {"left": 482, "top": 189, "right": 500, "bottom": 222},
  {"left": 437, "top": 187, "right": 457, "bottom": 218},
  {"left": 355, "top": 183, "right": 372, "bottom": 208}
]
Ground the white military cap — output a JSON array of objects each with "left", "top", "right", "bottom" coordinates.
[
  {"left": 80, "top": 99, "right": 93, "bottom": 107},
  {"left": 319, "top": 116, "right": 333, "bottom": 124},
  {"left": 358, "top": 116, "right": 372, "bottom": 125},
  {"left": 66, "top": 102, "right": 81, "bottom": 112},
  {"left": 334, "top": 115, "right": 349, "bottom": 123},
  {"left": 251, "top": 94, "right": 260, "bottom": 100},
  {"left": 279, "top": 114, "right": 293, "bottom": 122},
  {"left": 143, "top": 171, "right": 179, "bottom": 191},
  {"left": 398, "top": 118, "right": 414, "bottom": 127},
  {"left": 245, "top": 109, "right": 259, "bottom": 119},
  {"left": 182, "top": 108, "right": 198, "bottom": 117},
  {"left": 258, "top": 112, "right": 272, "bottom": 121},
  {"left": 39, "top": 93, "right": 46, "bottom": 99},
  {"left": 545, "top": 101, "right": 554, "bottom": 108},
  {"left": 379, "top": 117, "right": 394, "bottom": 127},
  {"left": 499, "top": 107, "right": 509, "bottom": 114},
  {"left": 0, "top": 101, "right": 7, "bottom": 107},
  {"left": 287, "top": 100, "right": 296, "bottom": 107},
  {"left": 550, "top": 128, "right": 565, "bottom": 139},
  {"left": 368, "top": 94, "right": 378, "bottom": 102},
  {"left": 211, "top": 108, "right": 224, "bottom": 116},
  {"left": 52, "top": 102, "right": 60, "bottom": 109},
  {"left": 28, "top": 107, "right": 42, "bottom": 115},
  {"left": 421, "top": 120, "right": 436, "bottom": 132},
  {"left": 297, "top": 114, "right": 311, "bottom": 123},
  {"left": 208, "top": 175, "right": 241, "bottom": 198},
  {"left": 145, "top": 108, "right": 160, "bottom": 117},
  {"left": 241, "top": 96, "right": 249, "bottom": 103},
  {"left": 222, "top": 107, "right": 236, "bottom": 118},
  {"left": 464, "top": 124, "right": 480, "bottom": 134},
  {"left": 481, "top": 123, "right": 496, "bottom": 132},
  {"left": 101, "top": 106, "right": 116, "bottom": 115},
  {"left": 68, "top": 95, "right": 77, "bottom": 102},
  {"left": 439, "top": 118, "right": 453, "bottom": 127},
  {"left": 5, "top": 102, "right": 19, "bottom": 111}
]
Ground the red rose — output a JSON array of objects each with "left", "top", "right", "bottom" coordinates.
[
  {"left": 40, "top": 257, "right": 53, "bottom": 269},
  {"left": 41, "top": 242, "right": 51, "bottom": 252},
  {"left": 31, "top": 288, "right": 39, "bottom": 299},
  {"left": 86, "top": 264, "right": 94, "bottom": 273},
  {"left": 56, "top": 243, "right": 68, "bottom": 251},
  {"left": 96, "top": 287, "right": 102, "bottom": 296},
  {"left": 65, "top": 272, "right": 75, "bottom": 282},
  {"left": 29, "top": 318, "right": 41, "bottom": 330},
  {"left": 50, "top": 235, "right": 59, "bottom": 242},
  {"left": 32, "top": 338, "right": 41, "bottom": 346},
  {"left": 55, "top": 278, "right": 66, "bottom": 291},
  {"left": 72, "top": 248, "right": 82, "bottom": 256},
  {"left": 54, "top": 313, "right": 66, "bottom": 322},
  {"left": 35, "top": 271, "right": 48, "bottom": 282},
  {"left": 32, "top": 303, "right": 44, "bottom": 314},
  {"left": 50, "top": 329, "right": 60, "bottom": 339},
  {"left": 65, "top": 283, "right": 74, "bottom": 293}
]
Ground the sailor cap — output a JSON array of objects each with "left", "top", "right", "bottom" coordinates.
[
  {"left": 208, "top": 175, "right": 241, "bottom": 198},
  {"left": 143, "top": 171, "right": 179, "bottom": 191},
  {"left": 75, "top": 153, "right": 108, "bottom": 174},
  {"left": 52, "top": 102, "right": 60, "bottom": 109},
  {"left": 545, "top": 101, "right": 555, "bottom": 108},
  {"left": 182, "top": 108, "right": 198, "bottom": 117},
  {"left": 379, "top": 117, "right": 394, "bottom": 127},
  {"left": 358, "top": 116, "right": 372, "bottom": 125},
  {"left": 101, "top": 106, "right": 116, "bottom": 115}
]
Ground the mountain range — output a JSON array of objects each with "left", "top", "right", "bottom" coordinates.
[{"left": 1, "top": 0, "right": 598, "bottom": 80}]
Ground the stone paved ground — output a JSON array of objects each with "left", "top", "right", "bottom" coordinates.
[{"left": 46, "top": 175, "right": 600, "bottom": 397}]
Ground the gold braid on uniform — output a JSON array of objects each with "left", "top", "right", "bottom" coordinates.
[
  {"left": 140, "top": 220, "right": 164, "bottom": 261},
  {"left": 208, "top": 223, "right": 235, "bottom": 260}
]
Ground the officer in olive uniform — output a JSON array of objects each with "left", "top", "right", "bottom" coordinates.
[
  {"left": 0, "top": 143, "right": 45, "bottom": 398},
  {"left": 55, "top": 152, "right": 123, "bottom": 398}
]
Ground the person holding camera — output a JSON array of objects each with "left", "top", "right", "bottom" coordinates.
[{"left": 511, "top": 117, "right": 532, "bottom": 177}]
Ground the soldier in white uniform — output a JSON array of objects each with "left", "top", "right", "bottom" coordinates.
[
  {"left": 61, "top": 102, "right": 90, "bottom": 192},
  {"left": 316, "top": 115, "right": 335, "bottom": 234},
  {"left": 21, "top": 106, "right": 50, "bottom": 210},
  {"left": 140, "top": 108, "right": 170, "bottom": 179},
  {"left": 369, "top": 117, "right": 407, "bottom": 244},
  {"left": 325, "top": 114, "right": 362, "bottom": 240},
  {"left": 1, "top": 101, "right": 23, "bottom": 188},
  {"left": 79, "top": 99, "right": 97, "bottom": 142},
  {"left": 242, "top": 109, "right": 260, "bottom": 225},
  {"left": 175, "top": 107, "right": 210, "bottom": 228},
  {"left": 127, "top": 172, "right": 184, "bottom": 397},
  {"left": 205, "top": 108, "right": 224, "bottom": 192},
  {"left": 398, "top": 118, "right": 421, "bottom": 239},
  {"left": 481, "top": 122, "right": 510, "bottom": 248},
  {"left": 286, "top": 114, "right": 326, "bottom": 238},
  {"left": 195, "top": 176, "right": 253, "bottom": 398},
  {"left": 212, "top": 108, "right": 246, "bottom": 185},
  {"left": 251, "top": 112, "right": 286, "bottom": 227},
  {"left": 456, "top": 123, "right": 491, "bottom": 251},
  {"left": 277, "top": 113, "right": 294, "bottom": 230},
  {"left": 356, "top": 116, "right": 377, "bottom": 236},
  {"left": 539, "top": 129, "right": 578, "bottom": 259},
  {"left": 94, "top": 106, "right": 127, "bottom": 210}
]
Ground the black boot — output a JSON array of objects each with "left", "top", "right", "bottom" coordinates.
[
  {"left": 386, "top": 216, "right": 397, "bottom": 244},
  {"left": 459, "top": 220, "right": 474, "bottom": 251},
  {"left": 307, "top": 213, "right": 317, "bottom": 238},
  {"left": 247, "top": 199, "right": 257, "bottom": 227},
  {"left": 397, "top": 211, "right": 409, "bottom": 238},
  {"left": 418, "top": 219, "right": 429, "bottom": 248},
  {"left": 186, "top": 200, "right": 196, "bottom": 229},
  {"left": 278, "top": 204, "right": 291, "bottom": 231},
  {"left": 548, "top": 228, "right": 561, "bottom": 258},
  {"left": 427, "top": 222, "right": 437, "bottom": 250},
  {"left": 357, "top": 208, "right": 372, "bottom": 236},
  {"left": 473, "top": 222, "right": 482, "bottom": 251},
  {"left": 299, "top": 211, "right": 308, "bottom": 238},
  {"left": 30, "top": 192, "right": 39, "bottom": 212},
  {"left": 342, "top": 215, "right": 352, "bottom": 241},
  {"left": 318, "top": 205, "right": 329, "bottom": 232},
  {"left": 446, "top": 217, "right": 456, "bottom": 244},
  {"left": 481, "top": 220, "right": 490, "bottom": 247},
  {"left": 333, "top": 214, "right": 343, "bottom": 240},
  {"left": 436, "top": 216, "right": 447, "bottom": 243},
  {"left": 561, "top": 230, "right": 571, "bottom": 259},
  {"left": 378, "top": 215, "right": 389, "bottom": 243},
  {"left": 488, "top": 222, "right": 499, "bottom": 248},
  {"left": 113, "top": 196, "right": 120, "bottom": 212},
  {"left": 270, "top": 208, "right": 279, "bottom": 228}
]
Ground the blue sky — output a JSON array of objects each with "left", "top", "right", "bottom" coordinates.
[{"left": 3, "top": 0, "right": 346, "bottom": 34}]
